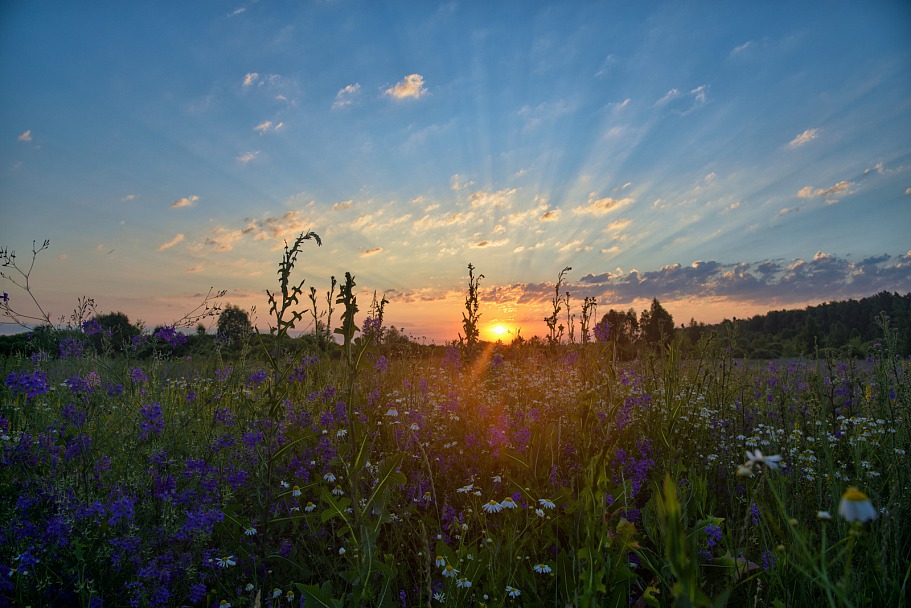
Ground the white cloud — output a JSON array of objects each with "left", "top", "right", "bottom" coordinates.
[
  {"left": 905, "top": 187, "right": 911, "bottom": 196},
  {"left": 573, "top": 194, "right": 633, "bottom": 216},
  {"left": 158, "top": 233, "right": 185, "bottom": 251},
  {"left": 450, "top": 174, "right": 474, "bottom": 191},
  {"left": 385, "top": 74, "right": 428, "bottom": 100},
  {"left": 170, "top": 195, "right": 199, "bottom": 209},
  {"left": 333, "top": 200, "right": 352, "bottom": 211},
  {"left": 691, "top": 85, "right": 708, "bottom": 104},
  {"left": 788, "top": 129, "right": 818, "bottom": 148},
  {"left": 656, "top": 89, "right": 680, "bottom": 105},
  {"left": 237, "top": 151, "right": 260, "bottom": 164},
  {"left": 540, "top": 209, "right": 560, "bottom": 222},
  {"left": 797, "top": 180, "right": 854, "bottom": 201},
  {"left": 732, "top": 40, "right": 753, "bottom": 54},
  {"left": 333, "top": 83, "right": 361, "bottom": 109},
  {"left": 469, "top": 188, "right": 517, "bottom": 208},
  {"left": 17, "top": 130, "right": 32, "bottom": 142},
  {"left": 253, "top": 121, "right": 273, "bottom": 133},
  {"left": 121, "top": 194, "right": 137, "bottom": 202},
  {"left": 242, "top": 72, "right": 259, "bottom": 87}
]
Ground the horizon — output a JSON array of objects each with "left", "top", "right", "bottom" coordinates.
[{"left": 2, "top": 2, "right": 910, "bottom": 343}]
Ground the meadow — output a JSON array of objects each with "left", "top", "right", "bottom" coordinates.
[{"left": 1, "top": 235, "right": 909, "bottom": 607}]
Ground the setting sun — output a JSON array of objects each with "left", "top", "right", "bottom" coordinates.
[{"left": 491, "top": 324, "right": 508, "bottom": 339}]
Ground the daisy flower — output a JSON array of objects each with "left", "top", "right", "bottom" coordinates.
[
  {"left": 839, "top": 487, "right": 877, "bottom": 523},
  {"left": 538, "top": 498, "right": 556, "bottom": 509},
  {"left": 500, "top": 497, "right": 518, "bottom": 509},
  {"left": 244, "top": 526, "right": 257, "bottom": 536},
  {"left": 442, "top": 564, "right": 459, "bottom": 578},
  {"left": 533, "top": 563, "right": 552, "bottom": 574},
  {"left": 324, "top": 472, "right": 337, "bottom": 483},
  {"left": 744, "top": 450, "right": 783, "bottom": 471},
  {"left": 305, "top": 502, "right": 317, "bottom": 512},
  {"left": 483, "top": 500, "right": 504, "bottom": 513},
  {"left": 456, "top": 484, "right": 474, "bottom": 493},
  {"left": 291, "top": 485, "right": 301, "bottom": 497},
  {"left": 215, "top": 555, "right": 236, "bottom": 568},
  {"left": 506, "top": 585, "right": 521, "bottom": 598},
  {"left": 435, "top": 555, "right": 446, "bottom": 567},
  {"left": 456, "top": 577, "right": 472, "bottom": 588}
]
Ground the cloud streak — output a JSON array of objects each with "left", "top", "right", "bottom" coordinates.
[
  {"left": 158, "top": 233, "right": 185, "bottom": 251},
  {"left": 170, "top": 195, "right": 199, "bottom": 209}
]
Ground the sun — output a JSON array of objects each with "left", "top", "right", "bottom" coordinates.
[{"left": 492, "top": 325, "right": 508, "bottom": 337}]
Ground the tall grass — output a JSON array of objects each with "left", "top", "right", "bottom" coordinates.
[{"left": 1, "top": 236, "right": 909, "bottom": 607}]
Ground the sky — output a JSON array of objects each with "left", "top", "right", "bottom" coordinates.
[{"left": 2, "top": 1, "right": 910, "bottom": 343}]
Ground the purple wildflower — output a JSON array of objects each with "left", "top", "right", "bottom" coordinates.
[
  {"left": 139, "top": 402, "right": 165, "bottom": 439},
  {"left": 4, "top": 369, "right": 49, "bottom": 400}
]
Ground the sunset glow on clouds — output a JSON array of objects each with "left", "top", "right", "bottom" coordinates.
[{"left": 1, "top": 1, "right": 910, "bottom": 341}]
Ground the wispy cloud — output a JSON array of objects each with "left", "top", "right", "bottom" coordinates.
[
  {"left": 253, "top": 120, "right": 283, "bottom": 133},
  {"left": 121, "top": 194, "right": 137, "bottom": 202},
  {"left": 540, "top": 209, "right": 561, "bottom": 222},
  {"left": 518, "top": 100, "right": 574, "bottom": 130},
  {"left": 332, "top": 83, "right": 361, "bottom": 109},
  {"left": 788, "top": 128, "right": 818, "bottom": 147},
  {"left": 362, "top": 247, "right": 383, "bottom": 256},
  {"left": 796, "top": 180, "right": 854, "bottom": 202},
  {"left": 227, "top": 7, "right": 246, "bottom": 17},
  {"left": 170, "top": 195, "right": 199, "bottom": 209},
  {"left": 385, "top": 74, "right": 428, "bottom": 100},
  {"left": 469, "top": 188, "right": 517, "bottom": 208},
  {"left": 333, "top": 200, "right": 352, "bottom": 211},
  {"left": 731, "top": 40, "right": 753, "bottom": 55},
  {"left": 242, "top": 72, "right": 259, "bottom": 87},
  {"left": 17, "top": 130, "right": 32, "bottom": 142},
  {"left": 237, "top": 151, "right": 260, "bottom": 164},
  {"left": 158, "top": 233, "right": 185, "bottom": 251},
  {"left": 656, "top": 89, "right": 681, "bottom": 105},
  {"left": 471, "top": 239, "right": 509, "bottom": 248},
  {"left": 573, "top": 194, "right": 633, "bottom": 216},
  {"left": 450, "top": 174, "right": 474, "bottom": 191}
]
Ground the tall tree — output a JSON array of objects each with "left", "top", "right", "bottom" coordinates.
[
  {"left": 640, "top": 298, "right": 675, "bottom": 350},
  {"left": 217, "top": 305, "right": 253, "bottom": 347}
]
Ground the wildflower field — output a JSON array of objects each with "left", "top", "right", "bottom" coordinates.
[{"left": 1, "top": 237, "right": 910, "bottom": 608}]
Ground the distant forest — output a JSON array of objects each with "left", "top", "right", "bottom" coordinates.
[
  {"left": 1, "top": 291, "right": 909, "bottom": 361},
  {"left": 677, "top": 290, "right": 911, "bottom": 359}
]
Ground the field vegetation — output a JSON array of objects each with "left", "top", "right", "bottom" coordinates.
[{"left": 1, "top": 235, "right": 909, "bottom": 607}]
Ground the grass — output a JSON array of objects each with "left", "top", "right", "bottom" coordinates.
[{"left": 1, "top": 234, "right": 909, "bottom": 607}]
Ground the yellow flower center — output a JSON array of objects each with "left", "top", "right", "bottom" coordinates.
[{"left": 842, "top": 486, "right": 869, "bottom": 502}]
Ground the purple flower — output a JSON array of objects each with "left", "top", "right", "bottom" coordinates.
[
  {"left": 129, "top": 368, "right": 148, "bottom": 384},
  {"left": 154, "top": 326, "right": 188, "bottom": 348},
  {"left": 374, "top": 355, "right": 389, "bottom": 374},
  {"left": 248, "top": 369, "right": 268, "bottom": 386},
  {"left": 704, "top": 524, "right": 722, "bottom": 548},
  {"left": 82, "top": 318, "right": 103, "bottom": 336},
  {"left": 108, "top": 495, "right": 136, "bottom": 527},
  {"left": 188, "top": 582, "right": 206, "bottom": 603},
  {"left": 4, "top": 369, "right": 49, "bottom": 400},
  {"left": 58, "top": 337, "right": 84, "bottom": 359},
  {"left": 139, "top": 402, "right": 165, "bottom": 439}
]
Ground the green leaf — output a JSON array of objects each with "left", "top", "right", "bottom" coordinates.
[{"left": 363, "top": 453, "right": 406, "bottom": 515}]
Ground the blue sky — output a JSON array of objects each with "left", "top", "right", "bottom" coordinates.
[{"left": 2, "top": 1, "right": 910, "bottom": 341}]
